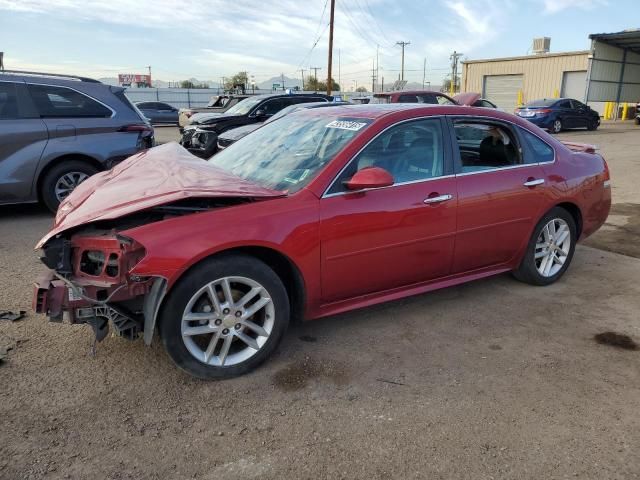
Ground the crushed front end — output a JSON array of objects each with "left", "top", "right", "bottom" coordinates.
[{"left": 33, "top": 230, "right": 166, "bottom": 344}]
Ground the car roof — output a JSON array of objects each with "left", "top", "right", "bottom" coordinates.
[
  {"left": 248, "top": 92, "right": 330, "bottom": 100},
  {"left": 291, "top": 103, "right": 544, "bottom": 128},
  {"left": 374, "top": 90, "right": 448, "bottom": 96}
]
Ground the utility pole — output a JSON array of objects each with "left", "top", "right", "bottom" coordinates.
[
  {"left": 326, "top": 0, "right": 336, "bottom": 95},
  {"left": 311, "top": 67, "right": 322, "bottom": 92},
  {"left": 449, "top": 51, "right": 463, "bottom": 95},
  {"left": 281, "top": 73, "right": 285, "bottom": 91},
  {"left": 422, "top": 57, "right": 426, "bottom": 89},
  {"left": 299, "top": 69, "right": 306, "bottom": 90},
  {"left": 0, "top": 52, "right": 4, "bottom": 71},
  {"left": 338, "top": 49, "right": 341, "bottom": 93},
  {"left": 396, "top": 41, "right": 410, "bottom": 81},
  {"left": 376, "top": 44, "right": 379, "bottom": 93},
  {"left": 371, "top": 59, "right": 376, "bottom": 94},
  {"left": 146, "top": 65, "right": 152, "bottom": 87}
]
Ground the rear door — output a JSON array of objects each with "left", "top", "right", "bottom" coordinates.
[
  {"left": 556, "top": 100, "right": 576, "bottom": 128},
  {"left": 0, "top": 81, "right": 48, "bottom": 203},
  {"left": 320, "top": 117, "right": 457, "bottom": 303},
  {"left": 570, "top": 100, "right": 589, "bottom": 128},
  {"left": 450, "top": 117, "right": 546, "bottom": 273}
]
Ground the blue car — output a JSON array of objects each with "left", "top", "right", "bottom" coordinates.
[{"left": 515, "top": 98, "right": 600, "bottom": 134}]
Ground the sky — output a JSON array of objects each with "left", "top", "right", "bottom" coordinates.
[{"left": 0, "top": 0, "right": 638, "bottom": 89}]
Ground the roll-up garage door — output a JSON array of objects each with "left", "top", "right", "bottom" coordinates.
[
  {"left": 561, "top": 70, "right": 587, "bottom": 100},
  {"left": 483, "top": 74, "right": 523, "bottom": 112}
]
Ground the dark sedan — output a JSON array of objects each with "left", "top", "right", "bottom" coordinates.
[
  {"left": 135, "top": 102, "right": 179, "bottom": 125},
  {"left": 516, "top": 98, "right": 600, "bottom": 133}
]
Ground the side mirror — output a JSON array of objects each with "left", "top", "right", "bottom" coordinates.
[
  {"left": 254, "top": 109, "right": 266, "bottom": 118},
  {"left": 345, "top": 167, "right": 394, "bottom": 191}
]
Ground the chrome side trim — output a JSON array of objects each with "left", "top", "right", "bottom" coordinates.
[
  {"left": 322, "top": 174, "right": 455, "bottom": 199},
  {"left": 455, "top": 163, "right": 538, "bottom": 177}
]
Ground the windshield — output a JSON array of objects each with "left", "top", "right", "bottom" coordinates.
[
  {"left": 224, "top": 96, "right": 263, "bottom": 115},
  {"left": 524, "top": 99, "right": 556, "bottom": 108},
  {"left": 209, "top": 113, "right": 372, "bottom": 193}
]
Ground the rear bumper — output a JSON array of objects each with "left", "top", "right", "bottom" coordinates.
[{"left": 523, "top": 116, "right": 553, "bottom": 129}]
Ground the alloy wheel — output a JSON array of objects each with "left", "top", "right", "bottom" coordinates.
[
  {"left": 535, "top": 218, "right": 571, "bottom": 277},
  {"left": 54, "top": 171, "right": 90, "bottom": 202},
  {"left": 553, "top": 120, "right": 562, "bottom": 133},
  {"left": 181, "top": 276, "right": 275, "bottom": 367}
]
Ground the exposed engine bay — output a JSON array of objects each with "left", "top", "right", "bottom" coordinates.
[{"left": 33, "top": 197, "right": 255, "bottom": 346}]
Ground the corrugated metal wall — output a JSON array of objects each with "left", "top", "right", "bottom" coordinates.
[
  {"left": 462, "top": 52, "right": 589, "bottom": 105},
  {"left": 587, "top": 41, "right": 640, "bottom": 103}
]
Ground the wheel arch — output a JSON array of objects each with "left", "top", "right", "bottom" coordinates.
[
  {"left": 554, "top": 201, "right": 583, "bottom": 238},
  {"left": 36, "top": 153, "right": 103, "bottom": 201},
  {"left": 163, "top": 245, "right": 307, "bottom": 326}
]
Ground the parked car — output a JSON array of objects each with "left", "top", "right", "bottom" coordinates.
[
  {"left": 217, "top": 101, "right": 351, "bottom": 151},
  {"left": 135, "top": 101, "right": 179, "bottom": 125},
  {"left": 515, "top": 98, "right": 600, "bottom": 133},
  {"left": 178, "top": 95, "right": 250, "bottom": 131},
  {"left": 180, "top": 93, "right": 331, "bottom": 158},
  {"left": 0, "top": 70, "right": 153, "bottom": 212},
  {"left": 371, "top": 90, "right": 457, "bottom": 105},
  {"left": 351, "top": 97, "right": 371, "bottom": 104},
  {"left": 34, "top": 104, "right": 611, "bottom": 379}
]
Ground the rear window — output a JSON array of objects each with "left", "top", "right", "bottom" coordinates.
[
  {"left": 27, "top": 84, "right": 112, "bottom": 118},
  {"left": 370, "top": 95, "right": 391, "bottom": 104},
  {"left": 524, "top": 98, "right": 556, "bottom": 108}
]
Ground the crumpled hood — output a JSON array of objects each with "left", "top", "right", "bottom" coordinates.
[
  {"left": 36, "top": 142, "right": 283, "bottom": 248},
  {"left": 453, "top": 92, "right": 481, "bottom": 106}
]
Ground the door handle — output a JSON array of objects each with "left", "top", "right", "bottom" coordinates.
[
  {"left": 523, "top": 178, "right": 545, "bottom": 187},
  {"left": 423, "top": 194, "right": 453, "bottom": 204}
]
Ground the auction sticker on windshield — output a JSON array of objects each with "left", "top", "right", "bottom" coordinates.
[{"left": 326, "top": 120, "right": 368, "bottom": 131}]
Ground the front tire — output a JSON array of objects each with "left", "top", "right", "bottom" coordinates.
[
  {"left": 513, "top": 207, "right": 577, "bottom": 286},
  {"left": 41, "top": 160, "right": 98, "bottom": 213},
  {"left": 158, "top": 254, "right": 290, "bottom": 379},
  {"left": 551, "top": 119, "right": 563, "bottom": 134}
]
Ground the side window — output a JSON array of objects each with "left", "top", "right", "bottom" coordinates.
[
  {"left": 417, "top": 94, "right": 439, "bottom": 104},
  {"left": 454, "top": 121, "right": 521, "bottom": 172},
  {"left": 327, "top": 118, "right": 445, "bottom": 194},
  {"left": 398, "top": 94, "right": 419, "bottom": 103},
  {"left": 259, "top": 98, "right": 289, "bottom": 115},
  {"left": 0, "top": 82, "right": 19, "bottom": 119},
  {"left": 571, "top": 100, "right": 585, "bottom": 110},
  {"left": 436, "top": 95, "right": 455, "bottom": 105},
  {"left": 27, "top": 84, "right": 112, "bottom": 118},
  {"left": 557, "top": 100, "right": 571, "bottom": 109},
  {"left": 520, "top": 129, "right": 554, "bottom": 163}
]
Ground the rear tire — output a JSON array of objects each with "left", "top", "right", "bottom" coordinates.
[
  {"left": 551, "top": 119, "right": 563, "bottom": 134},
  {"left": 513, "top": 207, "right": 577, "bottom": 286},
  {"left": 41, "top": 160, "right": 98, "bottom": 213},
  {"left": 158, "top": 254, "right": 290, "bottom": 379}
]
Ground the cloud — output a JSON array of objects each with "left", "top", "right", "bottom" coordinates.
[{"left": 542, "top": 0, "right": 608, "bottom": 14}]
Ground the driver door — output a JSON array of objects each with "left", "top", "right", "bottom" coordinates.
[{"left": 319, "top": 117, "right": 457, "bottom": 303}]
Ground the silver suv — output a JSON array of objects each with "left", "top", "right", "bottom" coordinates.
[{"left": 0, "top": 70, "right": 154, "bottom": 211}]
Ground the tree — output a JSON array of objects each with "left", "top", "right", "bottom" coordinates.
[
  {"left": 224, "top": 72, "right": 248, "bottom": 91},
  {"left": 304, "top": 75, "right": 340, "bottom": 92},
  {"left": 355, "top": 86, "right": 367, "bottom": 93},
  {"left": 180, "top": 80, "right": 196, "bottom": 89}
]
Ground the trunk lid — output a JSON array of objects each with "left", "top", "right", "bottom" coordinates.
[
  {"left": 561, "top": 141, "right": 598, "bottom": 154},
  {"left": 36, "top": 142, "right": 283, "bottom": 248}
]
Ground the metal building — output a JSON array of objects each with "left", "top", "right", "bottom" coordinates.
[
  {"left": 461, "top": 50, "right": 589, "bottom": 112},
  {"left": 586, "top": 30, "right": 640, "bottom": 112},
  {"left": 461, "top": 29, "right": 640, "bottom": 115}
]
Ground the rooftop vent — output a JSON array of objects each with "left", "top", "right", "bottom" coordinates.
[{"left": 533, "top": 37, "right": 551, "bottom": 55}]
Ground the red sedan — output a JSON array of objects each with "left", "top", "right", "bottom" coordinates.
[{"left": 34, "top": 104, "right": 611, "bottom": 379}]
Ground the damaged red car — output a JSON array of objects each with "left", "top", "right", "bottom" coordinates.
[{"left": 34, "top": 104, "right": 611, "bottom": 379}]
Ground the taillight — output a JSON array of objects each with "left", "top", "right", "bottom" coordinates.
[
  {"left": 537, "top": 109, "right": 552, "bottom": 115},
  {"left": 118, "top": 124, "right": 153, "bottom": 133}
]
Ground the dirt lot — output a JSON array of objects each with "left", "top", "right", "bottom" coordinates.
[{"left": 1, "top": 123, "right": 639, "bottom": 480}]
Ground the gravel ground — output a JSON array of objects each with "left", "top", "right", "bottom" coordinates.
[{"left": 1, "top": 123, "right": 639, "bottom": 480}]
